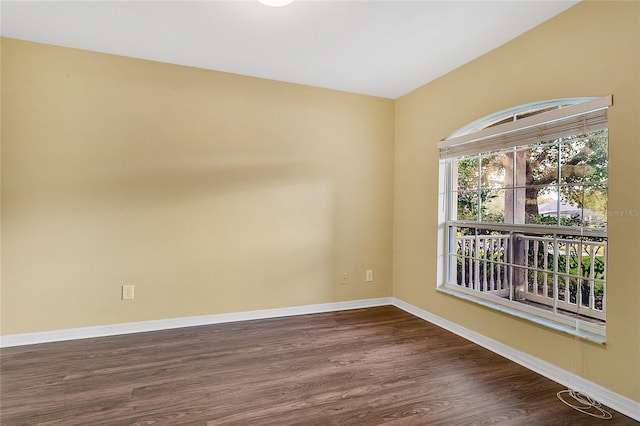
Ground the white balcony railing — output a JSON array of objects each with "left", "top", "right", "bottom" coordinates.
[
  {"left": 454, "top": 233, "right": 606, "bottom": 322},
  {"left": 456, "top": 234, "right": 510, "bottom": 296}
]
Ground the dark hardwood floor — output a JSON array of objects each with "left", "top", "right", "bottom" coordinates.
[{"left": 1, "top": 306, "right": 637, "bottom": 425}]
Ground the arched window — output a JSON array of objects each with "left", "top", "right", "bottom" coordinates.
[
  {"left": 437, "top": 96, "right": 611, "bottom": 342},
  {"left": 445, "top": 97, "right": 601, "bottom": 139}
]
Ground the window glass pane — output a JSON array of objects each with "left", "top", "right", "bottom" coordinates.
[
  {"left": 512, "top": 233, "right": 554, "bottom": 307},
  {"left": 452, "top": 227, "right": 476, "bottom": 288},
  {"left": 455, "top": 156, "right": 478, "bottom": 190},
  {"left": 453, "top": 191, "right": 478, "bottom": 221},
  {"left": 579, "top": 236, "right": 606, "bottom": 312},
  {"left": 560, "top": 131, "right": 608, "bottom": 185},
  {"left": 480, "top": 150, "right": 513, "bottom": 189},
  {"left": 557, "top": 235, "right": 581, "bottom": 305},
  {"left": 524, "top": 235, "right": 555, "bottom": 298},
  {"left": 481, "top": 188, "right": 507, "bottom": 223},
  {"left": 515, "top": 142, "right": 559, "bottom": 188},
  {"left": 557, "top": 235, "right": 606, "bottom": 320},
  {"left": 559, "top": 185, "right": 587, "bottom": 227},
  {"left": 522, "top": 185, "right": 559, "bottom": 225},
  {"left": 583, "top": 184, "right": 607, "bottom": 228},
  {"left": 452, "top": 227, "right": 511, "bottom": 293},
  {"left": 446, "top": 226, "right": 607, "bottom": 325},
  {"left": 476, "top": 229, "right": 511, "bottom": 294}
]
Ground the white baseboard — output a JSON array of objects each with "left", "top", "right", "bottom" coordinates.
[
  {"left": 391, "top": 297, "right": 640, "bottom": 422},
  {"left": 0, "top": 297, "right": 392, "bottom": 348},
  {"left": 2, "top": 295, "right": 637, "bottom": 422}
]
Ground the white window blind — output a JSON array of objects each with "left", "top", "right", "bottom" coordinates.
[{"left": 438, "top": 95, "right": 611, "bottom": 159}]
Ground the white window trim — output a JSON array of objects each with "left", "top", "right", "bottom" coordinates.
[{"left": 435, "top": 286, "right": 606, "bottom": 344}]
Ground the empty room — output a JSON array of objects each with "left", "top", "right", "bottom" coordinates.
[{"left": 1, "top": 1, "right": 639, "bottom": 424}]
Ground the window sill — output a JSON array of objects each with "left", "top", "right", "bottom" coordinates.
[{"left": 436, "top": 287, "right": 606, "bottom": 344}]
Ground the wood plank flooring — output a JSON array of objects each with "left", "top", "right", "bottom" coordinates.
[{"left": 1, "top": 306, "right": 637, "bottom": 425}]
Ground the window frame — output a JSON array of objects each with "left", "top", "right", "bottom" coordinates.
[{"left": 437, "top": 97, "right": 611, "bottom": 343}]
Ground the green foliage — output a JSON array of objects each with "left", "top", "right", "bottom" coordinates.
[
  {"left": 525, "top": 214, "right": 583, "bottom": 227},
  {"left": 455, "top": 157, "right": 503, "bottom": 221}
]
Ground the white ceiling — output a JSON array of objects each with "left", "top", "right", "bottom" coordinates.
[{"left": 1, "top": 0, "right": 578, "bottom": 99}]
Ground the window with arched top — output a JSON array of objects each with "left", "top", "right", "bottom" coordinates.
[{"left": 437, "top": 96, "right": 611, "bottom": 343}]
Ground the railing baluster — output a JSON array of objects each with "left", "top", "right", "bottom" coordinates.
[
  {"left": 461, "top": 239, "right": 466, "bottom": 287},
  {"left": 533, "top": 240, "right": 539, "bottom": 294},
  {"left": 578, "top": 240, "right": 583, "bottom": 308},
  {"left": 543, "top": 240, "right": 549, "bottom": 299},
  {"left": 482, "top": 238, "right": 488, "bottom": 292},
  {"left": 478, "top": 237, "right": 482, "bottom": 291},
  {"left": 503, "top": 235, "right": 509, "bottom": 290},
  {"left": 523, "top": 238, "right": 529, "bottom": 294},
  {"left": 497, "top": 237, "right": 502, "bottom": 290},
  {"left": 496, "top": 237, "right": 499, "bottom": 290},
  {"left": 500, "top": 236, "right": 505, "bottom": 290},
  {"left": 565, "top": 240, "right": 571, "bottom": 304},
  {"left": 589, "top": 243, "right": 596, "bottom": 310},
  {"left": 489, "top": 237, "right": 496, "bottom": 290},
  {"left": 472, "top": 238, "right": 478, "bottom": 291},
  {"left": 469, "top": 238, "right": 474, "bottom": 289}
]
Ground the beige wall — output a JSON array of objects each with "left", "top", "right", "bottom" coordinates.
[
  {"left": 2, "top": 0, "right": 638, "bottom": 406},
  {"left": 394, "top": 1, "right": 639, "bottom": 402},
  {"left": 0, "top": 38, "right": 395, "bottom": 334}
]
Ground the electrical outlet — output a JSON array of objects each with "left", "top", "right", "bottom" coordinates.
[
  {"left": 340, "top": 273, "right": 348, "bottom": 285},
  {"left": 366, "top": 270, "right": 374, "bottom": 282},
  {"left": 122, "top": 284, "right": 135, "bottom": 300}
]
